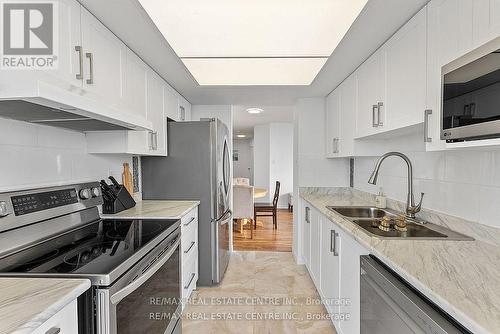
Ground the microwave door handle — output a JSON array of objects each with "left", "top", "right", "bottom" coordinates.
[{"left": 110, "top": 237, "right": 180, "bottom": 305}]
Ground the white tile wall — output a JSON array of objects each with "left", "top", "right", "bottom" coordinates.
[
  {"left": 354, "top": 132, "right": 500, "bottom": 229},
  {"left": 0, "top": 118, "right": 132, "bottom": 192}
]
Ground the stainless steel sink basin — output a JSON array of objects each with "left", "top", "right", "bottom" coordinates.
[
  {"left": 327, "top": 206, "right": 396, "bottom": 219},
  {"left": 326, "top": 206, "right": 473, "bottom": 241}
]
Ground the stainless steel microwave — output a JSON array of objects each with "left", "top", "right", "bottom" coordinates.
[{"left": 441, "top": 36, "right": 500, "bottom": 142}]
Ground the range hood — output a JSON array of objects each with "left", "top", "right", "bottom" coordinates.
[{"left": 0, "top": 100, "right": 133, "bottom": 131}]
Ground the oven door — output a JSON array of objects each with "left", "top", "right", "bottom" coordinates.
[{"left": 95, "top": 228, "right": 181, "bottom": 334}]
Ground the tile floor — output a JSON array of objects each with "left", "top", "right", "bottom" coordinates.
[{"left": 183, "top": 251, "right": 337, "bottom": 334}]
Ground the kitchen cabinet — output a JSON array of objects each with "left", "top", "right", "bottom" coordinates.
[
  {"left": 86, "top": 69, "right": 168, "bottom": 155},
  {"left": 164, "top": 85, "right": 181, "bottom": 121},
  {"left": 326, "top": 74, "right": 357, "bottom": 158},
  {"left": 178, "top": 96, "right": 192, "bottom": 121},
  {"left": 80, "top": 7, "right": 127, "bottom": 110},
  {"left": 181, "top": 207, "right": 199, "bottom": 310},
  {"left": 473, "top": 0, "right": 500, "bottom": 46},
  {"left": 309, "top": 207, "right": 321, "bottom": 287},
  {"left": 356, "top": 7, "right": 427, "bottom": 139},
  {"left": 319, "top": 217, "right": 341, "bottom": 326},
  {"left": 355, "top": 48, "right": 384, "bottom": 138},
  {"left": 123, "top": 49, "right": 148, "bottom": 120},
  {"left": 425, "top": 0, "right": 473, "bottom": 151},
  {"left": 31, "top": 300, "right": 78, "bottom": 334},
  {"left": 325, "top": 89, "right": 341, "bottom": 158},
  {"left": 302, "top": 203, "right": 311, "bottom": 270},
  {"left": 299, "top": 198, "right": 369, "bottom": 334},
  {"left": 338, "top": 230, "right": 369, "bottom": 334}
]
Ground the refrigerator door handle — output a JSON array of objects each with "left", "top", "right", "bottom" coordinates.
[{"left": 217, "top": 209, "right": 232, "bottom": 223}]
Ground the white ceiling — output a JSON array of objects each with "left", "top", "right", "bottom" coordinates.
[
  {"left": 79, "top": 0, "right": 429, "bottom": 105},
  {"left": 233, "top": 105, "right": 295, "bottom": 138}
]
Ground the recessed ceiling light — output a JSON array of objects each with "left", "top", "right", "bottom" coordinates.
[
  {"left": 247, "top": 108, "right": 263, "bottom": 114},
  {"left": 236, "top": 134, "right": 247, "bottom": 138}
]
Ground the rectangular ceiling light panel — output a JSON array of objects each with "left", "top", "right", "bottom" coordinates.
[
  {"left": 182, "top": 58, "right": 328, "bottom": 85},
  {"left": 139, "top": 0, "right": 368, "bottom": 85}
]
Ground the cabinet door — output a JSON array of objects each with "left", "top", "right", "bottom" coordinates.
[
  {"left": 309, "top": 208, "right": 321, "bottom": 287},
  {"left": 54, "top": 0, "right": 82, "bottom": 87},
  {"left": 302, "top": 203, "right": 311, "bottom": 270},
  {"left": 383, "top": 7, "right": 427, "bottom": 130},
  {"left": 164, "top": 85, "right": 180, "bottom": 121},
  {"left": 179, "top": 96, "right": 192, "bottom": 121},
  {"left": 338, "top": 74, "right": 357, "bottom": 157},
  {"left": 123, "top": 48, "right": 148, "bottom": 119},
  {"left": 356, "top": 49, "right": 384, "bottom": 137},
  {"left": 147, "top": 70, "right": 167, "bottom": 156},
  {"left": 338, "top": 231, "right": 369, "bottom": 334},
  {"left": 425, "top": 0, "right": 473, "bottom": 151},
  {"left": 319, "top": 219, "right": 341, "bottom": 326},
  {"left": 325, "top": 89, "right": 341, "bottom": 158},
  {"left": 473, "top": 0, "right": 500, "bottom": 46},
  {"left": 81, "top": 8, "right": 126, "bottom": 109}
]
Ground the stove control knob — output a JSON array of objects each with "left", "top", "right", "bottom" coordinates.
[
  {"left": 91, "top": 187, "right": 100, "bottom": 198},
  {"left": 0, "top": 201, "right": 9, "bottom": 217},
  {"left": 79, "top": 189, "right": 91, "bottom": 200}
]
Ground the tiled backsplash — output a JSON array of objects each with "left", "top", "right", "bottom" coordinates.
[
  {"left": 0, "top": 118, "right": 131, "bottom": 192},
  {"left": 354, "top": 133, "right": 500, "bottom": 230}
]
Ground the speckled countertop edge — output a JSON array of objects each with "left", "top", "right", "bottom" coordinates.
[{"left": 101, "top": 200, "right": 200, "bottom": 220}]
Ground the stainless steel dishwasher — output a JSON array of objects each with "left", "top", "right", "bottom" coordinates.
[{"left": 360, "top": 256, "right": 471, "bottom": 334}]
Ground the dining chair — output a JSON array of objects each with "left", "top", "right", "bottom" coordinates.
[
  {"left": 254, "top": 181, "right": 280, "bottom": 229},
  {"left": 233, "top": 185, "right": 254, "bottom": 237}
]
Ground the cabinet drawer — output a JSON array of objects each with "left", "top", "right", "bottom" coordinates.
[{"left": 32, "top": 300, "right": 78, "bottom": 334}]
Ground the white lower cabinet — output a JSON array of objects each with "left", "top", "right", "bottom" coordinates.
[
  {"left": 302, "top": 202, "right": 312, "bottom": 269},
  {"left": 31, "top": 300, "right": 78, "bottom": 334},
  {"left": 300, "top": 199, "right": 369, "bottom": 334},
  {"left": 181, "top": 206, "right": 199, "bottom": 310}
]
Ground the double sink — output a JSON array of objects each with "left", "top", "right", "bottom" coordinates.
[{"left": 327, "top": 206, "right": 473, "bottom": 241}]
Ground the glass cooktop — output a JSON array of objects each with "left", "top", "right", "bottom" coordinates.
[{"left": 0, "top": 219, "right": 178, "bottom": 275}]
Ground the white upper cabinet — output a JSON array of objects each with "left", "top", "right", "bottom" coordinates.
[
  {"left": 163, "top": 85, "right": 180, "bottom": 122},
  {"left": 325, "top": 89, "right": 341, "bottom": 158},
  {"left": 123, "top": 49, "right": 148, "bottom": 120},
  {"left": 382, "top": 7, "right": 427, "bottom": 131},
  {"left": 425, "top": 0, "right": 473, "bottom": 151},
  {"left": 355, "top": 48, "right": 384, "bottom": 138},
  {"left": 356, "top": 7, "right": 427, "bottom": 139},
  {"left": 473, "top": 0, "right": 500, "bottom": 46},
  {"left": 80, "top": 8, "right": 126, "bottom": 110},
  {"left": 178, "top": 95, "right": 192, "bottom": 121},
  {"left": 146, "top": 70, "right": 168, "bottom": 156}
]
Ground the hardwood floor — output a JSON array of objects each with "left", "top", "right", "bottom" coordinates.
[{"left": 233, "top": 209, "right": 293, "bottom": 252}]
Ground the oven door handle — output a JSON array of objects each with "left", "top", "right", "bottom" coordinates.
[{"left": 110, "top": 237, "right": 180, "bottom": 305}]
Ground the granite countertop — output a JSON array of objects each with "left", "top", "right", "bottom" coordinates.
[
  {"left": 101, "top": 200, "right": 200, "bottom": 220},
  {"left": 300, "top": 188, "right": 500, "bottom": 334},
  {"left": 0, "top": 278, "right": 90, "bottom": 334}
]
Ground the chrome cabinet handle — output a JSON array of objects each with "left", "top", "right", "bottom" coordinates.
[
  {"left": 305, "top": 207, "right": 310, "bottom": 224},
  {"left": 331, "top": 229, "right": 339, "bottom": 256},
  {"left": 183, "top": 216, "right": 196, "bottom": 227},
  {"left": 85, "top": 52, "right": 94, "bottom": 84},
  {"left": 75, "top": 46, "right": 83, "bottom": 80},
  {"left": 148, "top": 131, "right": 154, "bottom": 150},
  {"left": 152, "top": 131, "right": 158, "bottom": 150},
  {"left": 377, "top": 102, "right": 384, "bottom": 126},
  {"left": 184, "top": 241, "right": 195, "bottom": 254},
  {"left": 184, "top": 273, "right": 196, "bottom": 289},
  {"left": 424, "top": 109, "right": 432, "bottom": 143},
  {"left": 372, "top": 105, "right": 378, "bottom": 127},
  {"left": 45, "top": 328, "right": 61, "bottom": 334}
]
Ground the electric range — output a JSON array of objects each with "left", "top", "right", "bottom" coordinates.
[{"left": 0, "top": 182, "right": 182, "bottom": 334}]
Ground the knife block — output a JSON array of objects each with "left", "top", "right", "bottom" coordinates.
[{"left": 102, "top": 185, "right": 136, "bottom": 214}]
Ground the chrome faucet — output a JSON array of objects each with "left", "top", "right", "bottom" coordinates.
[{"left": 368, "top": 152, "right": 424, "bottom": 219}]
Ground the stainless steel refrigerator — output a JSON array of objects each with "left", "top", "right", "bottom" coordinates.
[{"left": 141, "top": 119, "right": 231, "bottom": 286}]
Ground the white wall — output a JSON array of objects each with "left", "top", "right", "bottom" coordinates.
[
  {"left": 233, "top": 138, "right": 253, "bottom": 184},
  {"left": 253, "top": 123, "right": 294, "bottom": 207},
  {"left": 0, "top": 118, "right": 132, "bottom": 192},
  {"left": 270, "top": 123, "right": 294, "bottom": 208},
  {"left": 253, "top": 124, "right": 271, "bottom": 202},
  {"left": 293, "top": 97, "right": 350, "bottom": 260},
  {"left": 354, "top": 132, "right": 500, "bottom": 230}
]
